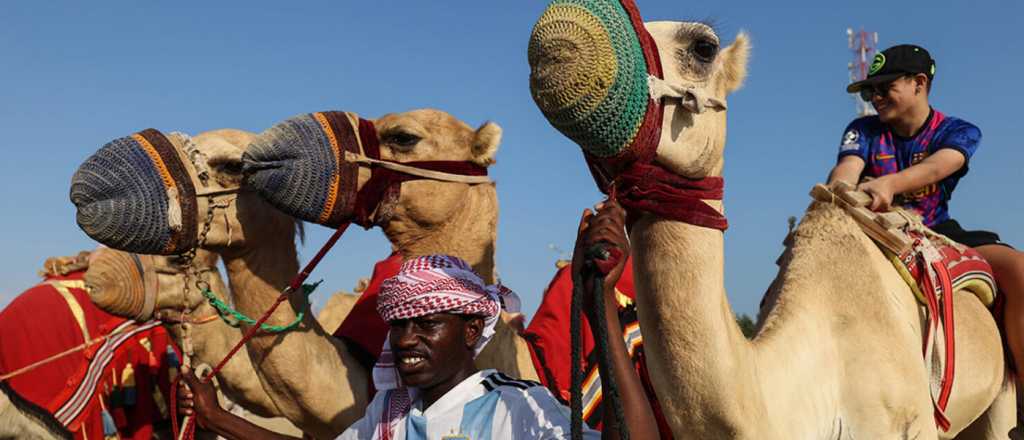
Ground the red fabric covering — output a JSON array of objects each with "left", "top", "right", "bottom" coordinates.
[
  {"left": 893, "top": 236, "right": 996, "bottom": 431},
  {"left": 524, "top": 256, "right": 672, "bottom": 438},
  {"left": 616, "top": 162, "right": 727, "bottom": 231},
  {"left": 333, "top": 252, "right": 404, "bottom": 359},
  {"left": 0, "top": 270, "right": 176, "bottom": 440}
]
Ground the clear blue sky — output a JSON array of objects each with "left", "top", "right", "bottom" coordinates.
[{"left": 2, "top": 1, "right": 1021, "bottom": 319}]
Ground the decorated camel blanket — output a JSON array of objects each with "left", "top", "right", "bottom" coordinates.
[
  {"left": 333, "top": 254, "right": 672, "bottom": 438},
  {"left": 0, "top": 268, "right": 178, "bottom": 440}
]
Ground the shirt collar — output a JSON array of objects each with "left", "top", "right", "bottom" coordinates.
[{"left": 410, "top": 369, "right": 495, "bottom": 418}]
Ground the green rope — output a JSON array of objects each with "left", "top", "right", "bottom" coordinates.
[{"left": 200, "top": 281, "right": 321, "bottom": 333}]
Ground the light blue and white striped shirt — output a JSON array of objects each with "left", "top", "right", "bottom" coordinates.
[{"left": 338, "top": 369, "right": 600, "bottom": 439}]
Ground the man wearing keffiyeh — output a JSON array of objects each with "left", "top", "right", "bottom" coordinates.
[{"left": 178, "top": 202, "right": 658, "bottom": 440}]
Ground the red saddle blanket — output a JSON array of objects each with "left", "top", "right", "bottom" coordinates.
[
  {"left": 0, "top": 270, "right": 178, "bottom": 440},
  {"left": 887, "top": 230, "right": 997, "bottom": 432}
]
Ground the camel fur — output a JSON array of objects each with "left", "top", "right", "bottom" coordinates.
[{"left": 0, "top": 381, "right": 71, "bottom": 440}]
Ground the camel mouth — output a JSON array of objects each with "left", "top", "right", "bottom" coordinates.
[
  {"left": 243, "top": 111, "right": 369, "bottom": 229},
  {"left": 70, "top": 129, "right": 199, "bottom": 255}
]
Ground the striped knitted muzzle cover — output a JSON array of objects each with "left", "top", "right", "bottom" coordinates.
[
  {"left": 71, "top": 129, "right": 201, "bottom": 255},
  {"left": 529, "top": 0, "right": 729, "bottom": 230},
  {"left": 243, "top": 111, "right": 491, "bottom": 229}
]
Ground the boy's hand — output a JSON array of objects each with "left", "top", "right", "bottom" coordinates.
[{"left": 858, "top": 176, "right": 896, "bottom": 211}]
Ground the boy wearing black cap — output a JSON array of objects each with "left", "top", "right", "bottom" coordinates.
[{"left": 828, "top": 44, "right": 1024, "bottom": 387}]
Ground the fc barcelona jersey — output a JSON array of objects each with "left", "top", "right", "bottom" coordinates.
[{"left": 837, "top": 109, "right": 981, "bottom": 226}]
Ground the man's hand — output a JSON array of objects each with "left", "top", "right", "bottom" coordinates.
[
  {"left": 858, "top": 175, "right": 897, "bottom": 211},
  {"left": 572, "top": 200, "right": 630, "bottom": 318},
  {"left": 178, "top": 367, "right": 224, "bottom": 430},
  {"left": 571, "top": 199, "right": 658, "bottom": 440}
]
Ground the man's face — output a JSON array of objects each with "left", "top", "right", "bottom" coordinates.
[
  {"left": 388, "top": 313, "right": 483, "bottom": 389},
  {"left": 867, "top": 74, "right": 926, "bottom": 123}
]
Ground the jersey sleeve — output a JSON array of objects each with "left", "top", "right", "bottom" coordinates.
[
  {"left": 504, "top": 386, "right": 600, "bottom": 439},
  {"left": 837, "top": 119, "right": 871, "bottom": 163},
  {"left": 933, "top": 121, "right": 981, "bottom": 165}
]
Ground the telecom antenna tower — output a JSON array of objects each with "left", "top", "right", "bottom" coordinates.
[{"left": 847, "top": 28, "right": 879, "bottom": 117}]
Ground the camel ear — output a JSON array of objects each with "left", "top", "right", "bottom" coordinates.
[
  {"left": 471, "top": 122, "right": 502, "bottom": 166},
  {"left": 717, "top": 31, "right": 751, "bottom": 94}
]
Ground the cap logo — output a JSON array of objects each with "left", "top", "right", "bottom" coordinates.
[
  {"left": 869, "top": 53, "right": 885, "bottom": 76},
  {"left": 930, "top": 64, "right": 936, "bottom": 75}
]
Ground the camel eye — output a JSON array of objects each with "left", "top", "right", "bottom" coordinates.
[
  {"left": 382, "top": 131, "right": 421, "bottom": 152},
  {"left": 691, "top": 39, "right": 719, "bottom": 63}
]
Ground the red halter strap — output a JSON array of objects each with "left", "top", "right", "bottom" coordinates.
[
  {"left": 613, "top": 161, "right": 728, "bottom": 231},
  {"left": 350, "top": 119, "right": 489, "bottom": 228}
]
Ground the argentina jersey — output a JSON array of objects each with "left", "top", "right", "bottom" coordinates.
[
  {"left": 837, "top": 109, "right": 981, "bottom": 226},
  {"left": 339, "top": 370, "right": 600, "bottom": 439}
]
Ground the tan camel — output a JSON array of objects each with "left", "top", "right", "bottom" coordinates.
[
  {"left": 120, "top": 115, "right": 536, "bottom": 438},
  {"left": 0, "top": 382, "right": 71, "bottom": 440},
  {"left": 543, "top": 20, "right": 1014, "bottom": 438},
  {"left": 84, "top": 246, "right": 305, "bottom": 436}
]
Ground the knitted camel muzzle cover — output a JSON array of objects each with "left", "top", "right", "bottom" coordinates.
[
  {"left": 70, "top": 129, "right": 198, "bottom": 255},
  {"left": 242, "top": 111, "right": 373, "bottom": 228},
  {"left": 528, "top": 0, "right": 664, "bottom": 166}
]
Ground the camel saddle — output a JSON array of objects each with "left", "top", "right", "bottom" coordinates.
[{"left": 811, "top": 183, "right": 997, "bottom": 432}]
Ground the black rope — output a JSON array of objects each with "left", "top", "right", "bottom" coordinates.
[
  {"left": 570, "top": 264, "right": 585, "bottom": 440},
  {"left": 570, "top": 245, "right": 630, "bottom": 440}
]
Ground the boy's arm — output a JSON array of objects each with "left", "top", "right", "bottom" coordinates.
[
  {"left": 828, "top": 155, "right": 866, "bottom": 186},
  {"left": 858, "top": 149, "right": 966, "bottom": 211}
]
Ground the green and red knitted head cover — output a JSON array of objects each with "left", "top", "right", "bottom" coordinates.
[{"left": 529, "top": 0, "right": 664, "bottom": 170}]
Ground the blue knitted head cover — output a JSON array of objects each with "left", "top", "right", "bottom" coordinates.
[
  {"left": 70, "top": 129, "right": 198, "bottom": 255},
  {"left": 243, "top": 111, "right": 367, "bottom": 228}
]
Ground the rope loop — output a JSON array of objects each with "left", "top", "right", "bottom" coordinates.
[{"left": 199, "top": 281, "right": 321, "bottom": 333}]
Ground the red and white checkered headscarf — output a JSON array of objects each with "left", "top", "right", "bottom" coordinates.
[
  {"left": 373, "top": 255, "right": 520, "bottom": 391},
  {"left": 371, "top": 255, "right": 520, "bottom": 439}
]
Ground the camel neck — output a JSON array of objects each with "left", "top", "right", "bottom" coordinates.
[
  {"left": 219, "top": 232, "right": 301, "bottom": 328},
  {"left": 385, "top": 185, "right": 498, "bottom": 284},
  {"left": 629, "top": 215, "right": 770, "bottom": 436}
]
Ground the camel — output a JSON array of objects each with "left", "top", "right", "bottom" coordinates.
[
  {"left": 533, "top": 15, "right": 1015, "bottom": 439},
  {"left": 182, "top": 116, "right": 536, "bottom": 439},
  {"left": 0, "top": 381, "right": 71, "bottom": 440},
  {"left": 84, "top": 246, "right": 306, "bottom": 437},
  {"left": 71, "top": 114, "right": 542, "bottom": 438}
]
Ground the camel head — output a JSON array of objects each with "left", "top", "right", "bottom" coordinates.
[
  {"left": 242, "top": 109, "right": 501, "bottom": 248},
  {"left": 70, "top": 111, "right": 498, "bottom": 273},
  {"left": 70, "top": 128, "right": 299, "bottom": 257},
  {"left": 84, "top": 246, "right": 223, "bottom": 322},
  {"left": 646, "top": 22, "right": 748, "bottom": 178},
  {"left": 529, "top": 1, "right": 749, "bottom": 181}
]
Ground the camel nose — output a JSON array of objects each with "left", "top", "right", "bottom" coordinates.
[
  {"left": 243, "top": 111, "right": 365, "bottom": 228},
  {"left": 84, "top": 248, "right": 151, "bottom": 320},
  {"left": 70, "top": 130, "right": 198, "bottom": 255},
  {"left": 528, "top": 0, "right": 656, "bottom": 160}
]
